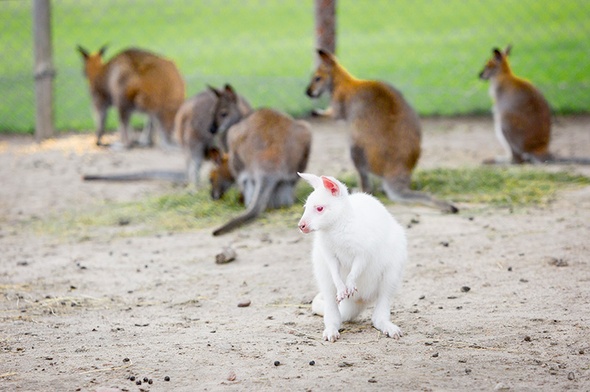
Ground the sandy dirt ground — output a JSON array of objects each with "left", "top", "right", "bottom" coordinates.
[{"left": 1, "top": 115, "right": 589, "bottom": 392}]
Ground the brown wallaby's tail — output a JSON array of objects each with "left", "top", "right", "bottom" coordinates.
[
  {"left": 545, "top": 156, "right": 590, "bottom": 165},
  {"left": 82, "top": 170, "right": 186, "bottom": 183},
  {"left": 212, "top": 176, "right": 278, "bottom": 236},
  {"left": 383, "top": 181, "right": 459, "bottom": 214}
]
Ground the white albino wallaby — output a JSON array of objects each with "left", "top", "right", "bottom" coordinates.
[{"left": 297, "top": 172, "right": 407, "bottom": 342}]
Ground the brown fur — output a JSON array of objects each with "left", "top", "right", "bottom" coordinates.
[
  {"left": 173, "top": 85, "right": 252, "bottom": 186},
  {"left": 479, "top": 45, "right": 552, "bottom": 164},
  {"left": 209, "top": 88, "right": 312, "bottom": 235},
  {"left": 77, "top": 45, "right": 185, "bottom": 148},
  {"left": 306, "top": 49, "right": 457, "bottom": 213}
]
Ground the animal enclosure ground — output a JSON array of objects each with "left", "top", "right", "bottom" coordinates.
[{"left": 1, "top": 116, "right": 589, "bottom": 391}]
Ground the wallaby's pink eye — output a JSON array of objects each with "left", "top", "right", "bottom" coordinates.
[{"left": 316, "top": 206, "right": 324, "bottom": 213}]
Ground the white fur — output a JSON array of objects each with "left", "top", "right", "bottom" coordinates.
[
  {"left": 297, "top": 172, "right": 407, "bottom": 342},
  {"left": 489, "top": 82, "right": 512, "bottom": 162}
]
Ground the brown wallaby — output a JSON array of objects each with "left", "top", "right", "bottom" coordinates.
[
  {"left": 306, "top": 49, "right": 458, "bottom": 213},
  {"left": 479, "top": 45, "right": 590, "bottom": 165},
  {"left": 77, "top": 45, "right": 185, "bottom": 148},
  {"left": 174, "top": 85, "right": 252, "bottom": 186},
  {"left": 208, "top": 86, "right": 312, "bottom": 236}
]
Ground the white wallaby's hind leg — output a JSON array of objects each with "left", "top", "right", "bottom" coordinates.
[{"left": 371, "top": 288, "right": 402, "bottom": 338}]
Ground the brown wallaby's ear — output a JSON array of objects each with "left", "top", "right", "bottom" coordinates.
[
  {"left": 205, "top": 147, "right": 221, "bottom": 164},
  {"left": 207, "top": 85, "right": 222, "bottom": 97},
  {"left": 223, "top": 84, "right": 238, "bottom": 102},
  {"left": 317, "top": 48, "right": 336, "bottom": 66},
  {"left": 98, "top": 44, "right": 108, "bottom": 57},
  {"left": 493, "top": 48, "right": 503, "bottom": 61},
  {"left": 504, "top": 44, "right": 512, "bottom": 57},
  {"left": 77, "top": 45, "right": 89, "bottom": 59}
]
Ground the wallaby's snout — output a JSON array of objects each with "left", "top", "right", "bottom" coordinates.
[{"left": 298, "top": 219, "right": 311, "bottom": 234}]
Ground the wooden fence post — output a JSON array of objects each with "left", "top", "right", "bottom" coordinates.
[
  {"left": 32, "top": 0, "right": 55, "bottom": 141},
  {"left": 314, "top": 0, "right": 336, "bottom": 56}
]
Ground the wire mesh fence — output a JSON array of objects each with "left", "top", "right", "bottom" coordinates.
[{"left": 1, "top": 0, "right": 589, "bottom": 133}]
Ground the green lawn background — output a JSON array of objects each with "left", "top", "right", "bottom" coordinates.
[{"left": 1, "top": 0, "right": 588, "bottom": 133}]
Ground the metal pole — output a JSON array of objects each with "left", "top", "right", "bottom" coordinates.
[
  {"left": 314, "top": 0, "right": 336, "bottom": 55},
  {"left": 33, "top": 0, "right": 55, "bottom": 141}
]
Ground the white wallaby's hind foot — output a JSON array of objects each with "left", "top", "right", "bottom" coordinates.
[
  {"left": 323, "top": 326, "right": 340, "bottom": 342},
  {"left": 374, "top": 320, "right": 403, "bottom": 339}
]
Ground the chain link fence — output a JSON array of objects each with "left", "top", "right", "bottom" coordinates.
[{"left": 1, "top": 0, "right": 589, "bottom": 133}]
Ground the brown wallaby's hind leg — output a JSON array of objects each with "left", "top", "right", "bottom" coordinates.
[
  {"left": 350, "top": 144, "right": 372, "bottom": 193},
  {"left": 382, "top": 176, "right": 459, "bottom": 214}
]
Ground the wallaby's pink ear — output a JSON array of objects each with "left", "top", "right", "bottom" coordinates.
[
  {"left": 317, "top": 49, "right": 336, "bottom": 66},
  {"left": 504, "top": 44, "right": 512, "bottom": 57},
  {"left": 77, "top": 45, "right": 89, "bottom": 59},
  {"left": 321, "top": 176, "right": 341, "bottom": 197}
]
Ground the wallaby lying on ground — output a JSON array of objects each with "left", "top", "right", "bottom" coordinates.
[
  {"left": 209, "top": 86, "right": 312, "bottom": 236},
  {"left": 297, "top": 172, "right": 407, "bottom": 342},
  {"left": 77, "top": 45, "right": 185, "bottom": 148},
  {"left": 306, "top": 49, "right": 458, "bottom": 213},
  {"left": 174, "top": 85, "right": 252, "bottom": 186},
  {"left": 479, "top": 45, "right": 590, "bottom": 165}
]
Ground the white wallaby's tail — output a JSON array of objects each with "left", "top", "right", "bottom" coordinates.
[{"left": 311, "top": 292, "right": 324, "bottom": 316}]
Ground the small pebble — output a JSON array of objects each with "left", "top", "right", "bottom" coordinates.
[
  {"left": 274, "top": 361, "right": 281, "bottom": 366},
  {"left": 143, "top": 377, "right": 148, "bottom": 382},
  {"left": 568, "top": 372, "right": 575, "bottom": 380},
  {"left": 237, "top": 299, "right": 251, "bottom": 308},
  {"left": 136, "top": 380, "right": 141, "bottom": 385},
  {"left": 368, "top": 378, "right": 377, "bottom": 383},
  {"left": 440, "top": 241, "right": 449, "bottom": 247},
  {"left": 524, "top": 336, "right": 531, "bottom": 342},
  {"left": 129, "top": 376, "right": 135, "bottom": 381},
  {"left": 461, "top": 286, "right": 471, "bottom": 292},
  {"left": 309, "top": 360, "right": 315, "bottom": 366},
  {"left": 148, "top": 379, "right": 153, "bottom": 385},
  {"left": 164, "top": 376, "right": 170, "bottom": 382},
  {"left": 122, "top": 357, "right": 130, "bottom": 363},
  {"left": 432, "top": 353, "right": 439, "bottom": 358}
]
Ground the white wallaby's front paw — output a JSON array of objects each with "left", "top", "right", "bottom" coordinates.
[
  {"left": 336, "top": 286, "right": 357, "bottom": 303},
  {"left": 376, "top": 321, "right": 403, "bottom": 339},
  {"left": 323, "top": 326, "right": 340, "bottom": 342}
]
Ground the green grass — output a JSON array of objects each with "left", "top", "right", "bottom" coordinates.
[
  {"left": 2, "top": 0, "right": 589, "bottom": 133},
  {"left": 32, "top": 167, "right": 590, "bottom": 240}
]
